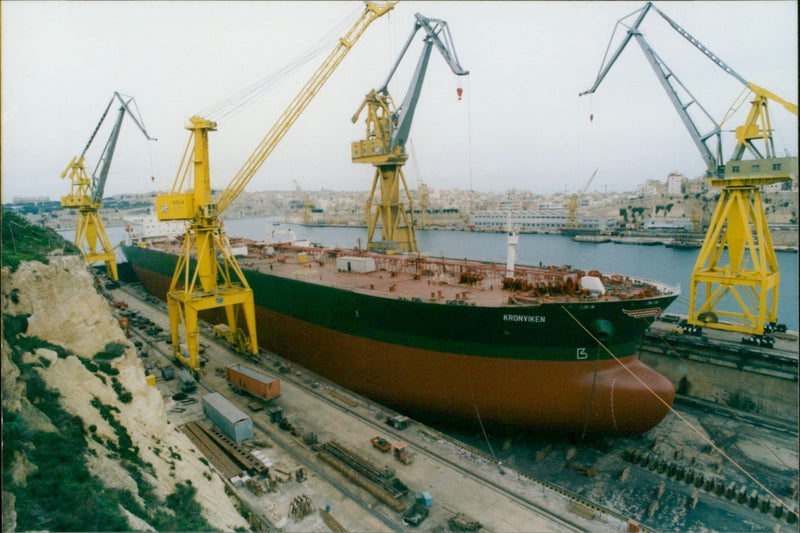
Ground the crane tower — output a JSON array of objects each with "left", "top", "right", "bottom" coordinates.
[
  {"left": 61, "top": 92, "right": 155, "bottom": 280},
  {"left": 154, "top": 3, "right": 395, "bottom": 373},
  {"left": 564, "top": 169, "right": 599, "bottom": 234},
  {"left": 351, "top": 12, "right": 468, "bottom": 253},
  {"left": 580, "top": 2, "right": 797, "bottom": 335}
]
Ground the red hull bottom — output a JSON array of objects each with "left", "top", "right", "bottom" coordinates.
[{"left": 133, "top": 266, "right": 673, "bottom": 435}]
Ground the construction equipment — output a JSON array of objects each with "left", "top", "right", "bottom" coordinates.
[
  {"left": 61, "top": 92, "right": 155, "bottom": 280},
  {"left": 292, "top": 180, "right": 313, "bottom": 225},
  {"left": 386, "top": 414, "right": 410, "bottom": 430},
  {"left": 176, "top": 369, "right": 197, "bottom": 392},
  {"left": 580, "top": 2, "right": 797, "bottom": 335},
  {"left": 245, "top": 478, "right": 265, "bottom": 496},
  {"left": 154, "top": 3, "right": 395, "bottom": 374},
  {"left": 564, "top": 168, "right": 599, "bottom": 232},
  {"left": 393, "top": 441, "right": 414, "bottom": 464},
  {"left": 371, "top": 436, "right": 392, "bottom": 453},
  {"left": 159, "top": 363, "right": 175, "bottom": 381},
  {"left": 212, "top": 323, "right": 250, "bottom": 353},
  {"left": 448, "top": 512, "right": 483, "bottom": 532},
  {"left": 403, "top": 492, "right": 432, "bottom": 526},
  {"left": 352, "top": 12, "right": 468, "bottom": 253}
]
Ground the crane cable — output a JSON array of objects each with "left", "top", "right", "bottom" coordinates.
[
  {"left": 465, "top": 74, "right": 474, "bottom": 214},
  {"left": 719, "top": 86, "right": 751, "bottom": 130},
  {"left": 80, "top": 93, "right": 156, "bottom": 189},
  {"left": 561, "top": 306, "right": 795, "bottom": 516},
  {"left": 199, "top": 5, "right": 363, "bottom": 123},
  {"left": 125, "top": 95, "right": 158, "bottom": 182}
]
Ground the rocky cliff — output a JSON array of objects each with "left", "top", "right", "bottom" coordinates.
[{"left": 2, "top": 253, "right": 249, "bottom": 531}]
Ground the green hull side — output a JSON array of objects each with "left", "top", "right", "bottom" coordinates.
[{"left": 122, "top": 244, "right": 676, "bottom": 362}]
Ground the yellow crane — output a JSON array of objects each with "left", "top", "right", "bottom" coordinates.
[
  {"left": 351, "top": 12, "right": 468, "bottom": 253},
  {"left": 580, "top": 1, "right": 797, "bottom": 335},
  {"left": 408, "top": 138, "right": 430, "bottom": 229},
  {"left": 688, "top": 198, "right": 703, "bottom": 234},
  {"left": 564, "top": 168, "right": 598, "bottom": 233},
  {"left": 154, "top": 2, "right": 395, "bottom": 373},
  {"left": 61, "top": 92, "right": 155, "bottom": 280},
  {"left": 293, "top": 179, "right": 313, "bottom": 226}
]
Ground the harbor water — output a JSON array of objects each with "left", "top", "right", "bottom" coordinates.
[{"left": 63, "top": 215, "right": 799, "bottom": 330}]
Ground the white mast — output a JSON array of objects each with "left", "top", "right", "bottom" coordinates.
[{"left": 505, "top": 210, "right": 518, "bottom": 278}]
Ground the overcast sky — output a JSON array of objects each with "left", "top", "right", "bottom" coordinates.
[{"left": 2, "top": 1, "right": 797, "bottom": 202}]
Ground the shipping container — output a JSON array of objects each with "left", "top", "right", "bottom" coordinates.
[
  {"left": 202, "top": 393, "right": 253, "bottom": 442},
  {"left": 226, "top": 364, "right": 281, "bottom": 402},
  {"left": 336, "top": 256, "right": 376, "bottom": 273}
]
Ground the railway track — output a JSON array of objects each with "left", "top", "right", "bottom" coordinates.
[
  {"left": 117, "top": 285, "right": 405, "bottom": 532},
  {"left": 116, "top": 282, "right": 599, "bottom": 532},
  {"left": 198, "top": 375, "right": 406, "bottom": 532},
  {"left": 249, "top": 355, "right": 589, "bottom": 532}
]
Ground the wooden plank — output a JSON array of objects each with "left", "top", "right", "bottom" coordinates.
[{"left": 180, "top": 422, "right": 243, "bottom": 479}]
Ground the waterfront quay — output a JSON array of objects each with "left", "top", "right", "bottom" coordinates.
[{"left": 106, "top": 275, "right": 798, "bottom": 532}]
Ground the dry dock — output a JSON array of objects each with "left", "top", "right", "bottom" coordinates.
[
  {"left": 639, "top": 315, "right": 798, "bottom": 426},
  {"left": 110, "top": 280, "right": 633, "bottom": 532},
  {"left": 107, "top": 277, "right": 798, "bottom": 532}
]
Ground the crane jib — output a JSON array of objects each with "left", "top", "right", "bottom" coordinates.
[{"left": 213, "top": 2, "right": 396, "bottom": 216}]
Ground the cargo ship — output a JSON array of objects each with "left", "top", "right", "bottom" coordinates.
[{"left": 122, "top": 228, "right": 679, "bottom": 435}]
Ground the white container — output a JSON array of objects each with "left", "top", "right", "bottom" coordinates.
[{"left": 336, "top": 256, "right": 376, "bottom": 273}]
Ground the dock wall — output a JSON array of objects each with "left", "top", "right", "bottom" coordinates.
[{"left": 638, "top": 329, "right": 798, "bottom": 425}]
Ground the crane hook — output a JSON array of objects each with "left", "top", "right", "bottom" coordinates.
[{"left": 457, "top": 87, "right": 463, "bottom": 101}]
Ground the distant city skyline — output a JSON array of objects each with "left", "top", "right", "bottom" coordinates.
[{"left": 3, "top": 2, "right": 797, "bottom": 202}]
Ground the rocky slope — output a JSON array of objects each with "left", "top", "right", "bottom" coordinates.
[{"left": 2, "top": 253, "right": 249, "bottom": 531}]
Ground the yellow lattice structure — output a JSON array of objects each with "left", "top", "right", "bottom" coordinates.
[
  {"left": 688, "top": 176, "right": 790, "bottom": 334},
  {"left": 155, "top": 4, "right": 395, "bottom": 373}
]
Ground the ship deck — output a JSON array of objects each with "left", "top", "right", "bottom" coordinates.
[{"left": 147, "top": 237, "right": 678, "bottom": 308}]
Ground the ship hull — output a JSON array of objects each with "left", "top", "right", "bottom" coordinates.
[{"left": 123, "top": 244, "right": 677, "bottom": 434}]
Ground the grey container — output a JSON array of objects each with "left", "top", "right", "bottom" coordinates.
[{"left": 202, "top": 392, "right": 253, "bottom": 443}]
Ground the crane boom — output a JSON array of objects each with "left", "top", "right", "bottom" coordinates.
[
  {"left": 579, "top": 2, "right": 723, "bottom": 176},
  {"left": 154, "top": 3, "right": 395, "bottom": 374},
  {"left": 580, "top": 1, "right": 796, "bottom": 177},
  {"left": 92, "top": 93, "right": 156, "bottom": 203},
  {"left": 380, "top": 13, "right": 468, "bottom": 151},
  {"left": 579, "top": 1, "right": 798, "bottom": 335},
  {"left": 565, "top": 168, "right": 598, "bottom": 231},
  {"left": 649, "top": 4, "right": 747, "bottom": 85},
  {"left": 578, "top": 168, "right": 598, "bottom": 197},
  {"left": 579, "top": 3, "right": 652, "bottom": 98},
  {"left": 60, "top": 91, "right": 154, "bottom": 281},
  {"left": 351, "top": 12, "right": 468, "bottom": 253},
  {"left": 215, "top": 2, "right": 396, "bottom": 215}
]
